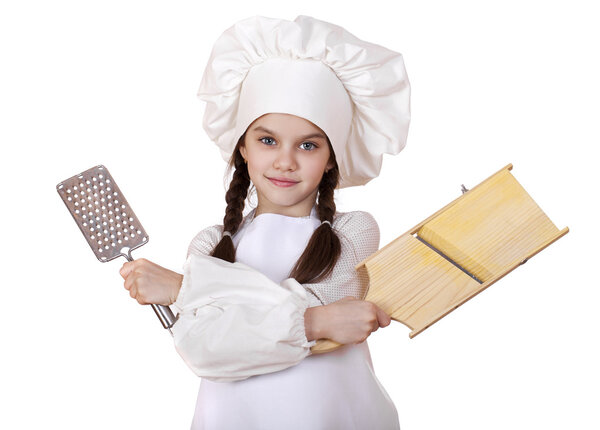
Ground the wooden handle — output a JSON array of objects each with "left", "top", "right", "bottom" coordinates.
[{"left": 310, "top": 338, "right": 344, "bottom": 354}]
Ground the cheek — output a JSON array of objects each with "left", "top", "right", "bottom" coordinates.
[{"left": 304, "top": 160, "right": 327, "bottom": 183}]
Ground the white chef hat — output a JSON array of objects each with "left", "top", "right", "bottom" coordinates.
[{"left": 197, "top": 15, "right": 410, "bottom": 188}]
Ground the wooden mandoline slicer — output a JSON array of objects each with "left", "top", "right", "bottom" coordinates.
[{"left": 311, "top": 163, "right": 569, "bottom": 354}]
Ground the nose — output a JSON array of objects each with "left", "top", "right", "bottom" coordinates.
[{"left": 273, "top": 146, "right": 297, "bottom": 171}]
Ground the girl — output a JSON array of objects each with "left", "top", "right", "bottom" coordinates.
[{"left": 120, "top": 15, "right": 410, "bottom": 429}]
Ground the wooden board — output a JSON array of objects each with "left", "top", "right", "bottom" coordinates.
[{"left": 310, "top": 164, "right": 568, "bottom": 354}]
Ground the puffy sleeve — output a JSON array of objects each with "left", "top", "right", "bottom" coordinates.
[
  {"left": 302, "top": 211, "right": 380, "bottom": 307},
  {"left": 170, "top": 225, "right": 315, "bottom": 383}
]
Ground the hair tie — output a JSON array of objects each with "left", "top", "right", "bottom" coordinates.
[
  {"left": 223, "top": 231, "right": 232, "bottom": 237},
  {"left": 321, "top": 220, "right": 332, "bottom": 227}
]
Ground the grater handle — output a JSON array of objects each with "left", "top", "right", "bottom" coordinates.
[{"left": 124, "top": 253, "right": 178, "bottom": 336}]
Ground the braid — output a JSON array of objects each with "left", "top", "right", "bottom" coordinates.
[
  {"left": 211, "top": 135, "right": 250, "bottom": 263},
  {"left": 289, "top": 165, "right": 341, "bottom": 284}
]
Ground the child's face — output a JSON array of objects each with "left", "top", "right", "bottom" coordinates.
[{"left": 240, "top": 113, "right": 335, "bottom": 217}]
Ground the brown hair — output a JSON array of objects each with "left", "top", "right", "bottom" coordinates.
[{"left": 210, "top": 132, "right": 342, "bottom": 284}]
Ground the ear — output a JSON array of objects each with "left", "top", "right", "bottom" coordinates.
[
  {"left": 240, "top": 145, "right": 247, "bottom": 162},
  {"left": 325, "top": 160, "right": 335, "bottom": 172}
]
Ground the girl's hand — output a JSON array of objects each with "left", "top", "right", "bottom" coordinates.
[
  {"left": 119, "top": 258, "right": 183, "bottom": 306},
  {"left": 318, "top": 296, "right": 392, "bottom": 345}
]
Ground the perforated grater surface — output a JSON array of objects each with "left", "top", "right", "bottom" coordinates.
[{"left": 57, "top": 165, "right": 177, "bottom": 332}]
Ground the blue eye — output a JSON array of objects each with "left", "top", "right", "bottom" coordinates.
[
  {"left": 259, "top": 137, "right": 275, "bottom": 145},
  {"left": 300, "top": 142, "right": 317, "bottom": 151}
]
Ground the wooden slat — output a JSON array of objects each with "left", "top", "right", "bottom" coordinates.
[
  {"left": 417, "top": 168, "right": 560, "bottom": 282},
  {"left": 363, "top": 234, "right": 482, "bottom": 333}
]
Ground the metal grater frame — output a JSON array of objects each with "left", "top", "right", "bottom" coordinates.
[{"left": 57, "top": 165, "right": 149, "bottom": 262}]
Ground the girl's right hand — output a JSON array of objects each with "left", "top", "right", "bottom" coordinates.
[{"left": 320, "top": 296, "right": 392, "bottom": 344}]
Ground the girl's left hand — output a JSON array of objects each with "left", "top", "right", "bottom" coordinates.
[{"left": 119, "top": 258, "right": 183, "bottom": 306}]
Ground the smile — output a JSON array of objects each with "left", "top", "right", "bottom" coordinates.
[{"left": 267, "top": 177, "right": 299, "bottom": 188}]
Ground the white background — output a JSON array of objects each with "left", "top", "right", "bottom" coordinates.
[{"left": 1, "top": 1, "right": 598, "bottom": 429}]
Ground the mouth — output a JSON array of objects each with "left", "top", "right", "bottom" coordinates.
[{"left": 267, "top": 177, "right": 300, "bottom": 188}]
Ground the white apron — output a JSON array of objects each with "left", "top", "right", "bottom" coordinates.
[{"left": 190, "top": 209, "right": 400, "bottom": 429}]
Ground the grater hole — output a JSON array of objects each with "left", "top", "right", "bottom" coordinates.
[
  {"left": 74, "top": 202, "right": 79, "bottom": 207},
  {"left": 118, "top": 239, "right": 122, "bottom": 244},
  {"left": 75, "top": 209, "right": 79, "bottom": 214},
  {"left": 93, "top": 177, "right": 97, "bottom": 182},
  {"left": 99, "top": 174, "right": 103, "bottom": 179},
  {"left": 137, "top": 230, "right": 141, "bottom": 234},
  {"left": 143, "top": 237, "right": 147, "bottom": 242},
  {"left": 67, "top": 189, "right": 71, "bottom": 194},
  {"left": 67, "top": 196, "right": 72, "bottom": 201}
]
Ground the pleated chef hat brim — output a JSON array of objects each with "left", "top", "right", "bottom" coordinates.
[{"left": 197, "top": 15, "right": 411, "bottom": 189}]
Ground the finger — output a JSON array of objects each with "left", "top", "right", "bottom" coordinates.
[
  {"left": 123, "top": 272, "right": 137, "bottom": 291},
  {"left": 375, "top": 306, "right": 392, "bottom": 328},
  {"left": 119, "top": 261, "right": 135, "bottom": 279}
]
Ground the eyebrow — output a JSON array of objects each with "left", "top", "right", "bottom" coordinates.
[{"left": 251, "top": 125, "right": 327, "bottom": 141}]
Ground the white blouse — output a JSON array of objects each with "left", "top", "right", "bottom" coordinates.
[{"left": 171, "top": 207, "right": 400, "bottom": 429}]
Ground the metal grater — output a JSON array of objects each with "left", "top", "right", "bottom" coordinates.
[{"left": 57, "top": 165, "right": 177, "bottom": 332}]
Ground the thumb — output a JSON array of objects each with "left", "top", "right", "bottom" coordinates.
[
  {"left": 119, "top": 261, "right": 134, "bottom": 279},
  {"left": 376, "top": 306, "right": 392, "bottom": 328}
]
